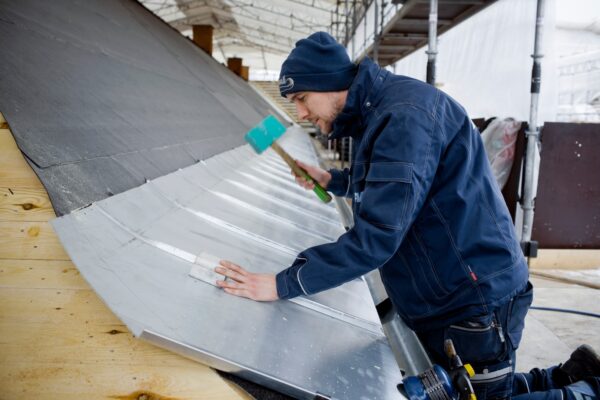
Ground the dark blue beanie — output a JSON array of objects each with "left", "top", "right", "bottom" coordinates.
[{"left": 279, "top": 32, "right": 357, "bottom": 98}]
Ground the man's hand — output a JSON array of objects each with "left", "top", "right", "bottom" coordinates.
[
  {"left": 215, "top": 260, "right": 278, "bottom": 301},
  {"left": 293, "top": 160, "right": 331, "bottom": 190}
]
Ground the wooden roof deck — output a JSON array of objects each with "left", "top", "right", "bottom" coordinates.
[{"left": 0, "top": 112, "right": 249, "bottom": 400}]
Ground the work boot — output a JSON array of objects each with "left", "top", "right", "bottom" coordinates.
[{"left": 554, "top": 345, "right": 600, "bottom": 386}]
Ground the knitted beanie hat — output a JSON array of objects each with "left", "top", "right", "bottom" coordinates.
[{"left": 279, "top": 31, "right": 357, "bottom": 97}]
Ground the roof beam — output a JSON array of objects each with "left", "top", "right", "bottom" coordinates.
[
  {"left": 377, "top": 44, "right": 416, "bottom": 51},
  {"left": 398, "top": 18, "right": 453, "bottom": 25},
  {"left": 384, "top": 32, "right": 428, "bottom": 39}
]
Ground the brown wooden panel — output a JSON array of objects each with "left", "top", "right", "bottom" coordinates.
[
  {"left": 0, "top": 259, "right": 86, "bottom": 290},
  {"left": 0, "top": 186, "right": 56, "bottom": 222},
  {"left": 0, "top": 221, "right": 70, "bottom": 260},
  {"left": 0, "top": 287, "right": 249, "bottom": 400},
  {"left": 533, "top": 122, "right": 600, "bottom": 248},
  {"left": 0, "top": 128, "right": 45, "bottom": 189}
]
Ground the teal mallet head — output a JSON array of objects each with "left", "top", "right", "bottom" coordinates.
[
  {"left": 244, "top": 114, "right": 333, "bottom": 204},
  {"left": 245, "top": 115, "right": 286, "bottom": 154}
]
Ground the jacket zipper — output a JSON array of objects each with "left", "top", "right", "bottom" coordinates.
[{"left": 449, "top": 324, "right": 492, "bottom": 332}]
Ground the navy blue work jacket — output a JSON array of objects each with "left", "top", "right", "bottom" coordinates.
[{"left": 276, "top": 58, "right": 529, "bottom": 332}]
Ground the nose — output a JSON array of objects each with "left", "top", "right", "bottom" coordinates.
[{"left": 295, "top": 101, "right": 309, "bottom": 121}]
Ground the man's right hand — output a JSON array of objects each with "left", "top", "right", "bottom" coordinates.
[{"left": 293, "top": 160, "right": 331, "bottom": 190}]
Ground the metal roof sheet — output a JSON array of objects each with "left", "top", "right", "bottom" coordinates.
[{"left": 52, "top": 127, "right": 404, "bottom": 399}]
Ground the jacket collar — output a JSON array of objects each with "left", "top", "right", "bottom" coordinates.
[{"left": 329, "top": 57, "right": 384, "bottom": 140}]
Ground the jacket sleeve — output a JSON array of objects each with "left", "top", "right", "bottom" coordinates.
[
  {"left": 276, "top": 108, "right": 444, "bottom": 299},
  {"left": 326, "top": 168, "right": 351, "bottom": 197}
]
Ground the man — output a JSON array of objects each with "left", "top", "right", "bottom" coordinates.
[{"left": 215, "top": 32, "right": 600, "bottom": 400}]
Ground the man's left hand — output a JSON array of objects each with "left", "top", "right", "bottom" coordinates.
[{"left": 215, "top": 260, "right": 278, "bottom": 301}]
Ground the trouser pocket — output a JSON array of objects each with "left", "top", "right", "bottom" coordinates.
[
  {"left": 445, "top": 313, "right": 514, "bottom": 400},
  {"left": 445, "top": 312, "right": 507, "bottom": 364},
  {"left": 506, "top": 281, "right": 534, "bottom": 350}
]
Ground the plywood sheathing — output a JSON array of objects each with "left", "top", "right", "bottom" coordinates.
[{"left": 0, "top": 112, "right": 250, "bottom": 400}]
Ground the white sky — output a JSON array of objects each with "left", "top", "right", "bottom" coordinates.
[{"left": 556, "top": 0, "right": 600, "bottom": 26}]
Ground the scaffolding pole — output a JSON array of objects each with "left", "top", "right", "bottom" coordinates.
[
  {"left": 521, "top": 0, "right": 546, "bottom": 258},
  {"left": 426, "top": 0, "right": 438, "bottom": 85},
  {"left": 373, "top": 0, "right": 379, "bottom": 63}
]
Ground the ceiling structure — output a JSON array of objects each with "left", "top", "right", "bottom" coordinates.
[
  {"left": 140, "top": 0, "right": 341, "bottom": 78},
  {"left": 140, "top": 0, "right": 498, "bottom": 78}
]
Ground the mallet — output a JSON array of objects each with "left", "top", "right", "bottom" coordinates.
[{"left": 245, "top": 115, "right": 332, "bottom": 203}]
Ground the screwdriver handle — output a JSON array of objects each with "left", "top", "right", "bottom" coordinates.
[{"left": 270, "top": 142, "right": 332, "bottom": 204}]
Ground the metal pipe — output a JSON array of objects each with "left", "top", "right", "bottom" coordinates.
[
  {"left": 426, "top": 0, "right": 438, "bottom": 85},
  {"left": 373, "top": 0, "right": 379, "bottom": 63},
  {"left": 521, "top": 0, "right": 546, "bottom": 246},
  {"left": 351, "top": 0, "right": 357, "bottom": 58},
  {"left": 349, "top": 137, "right": 353, "bottom": 166},
  {"left": 335, "top": 0, "right": 340, "bottom": 40},
  {"left": 344, "top": 0, "right": 349, "bottom": 45}
]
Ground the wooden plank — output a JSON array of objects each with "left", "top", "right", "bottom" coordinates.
[
  {"left": 0, "top": 186, "right": 56, "bottom": 222},
  {"left": 0, "top": 287, "right": 250, "bottom": 400},
  {"left": 0, "top": 362, "right": 248, "bottom": 400},
  {"left": 0, "top": 287, "right": 207, "bottom": 364},
  {"left": 0, "top": 128, "right": 45, "bottom": 189},
  {"left": 530, "top": 270, "right": 600, "bottom": 290},
  {"left": 0, "top": 259, "right": 87, "bottom": 290},
  {"left": 0, "top": 221, "right": 69, "bottom": 260},
  {"left": 529, "top": 249, "right": 600, "bottom": 270},
  {"left": 0, "top": 287, "right": 120, "bottom": 325}
]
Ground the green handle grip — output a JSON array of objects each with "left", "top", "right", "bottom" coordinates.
[
  {"left": 270, "top": 142, "right": 332, "bottom": 204},
  {"left": 298, "top": 168, "right": 332, "bottom": 204}
]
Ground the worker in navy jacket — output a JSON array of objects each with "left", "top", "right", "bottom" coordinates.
[{"left": 215, "top": 32, "right": 600, "bottom": 400}]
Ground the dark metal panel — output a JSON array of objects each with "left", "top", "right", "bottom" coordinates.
[
  {"left": 0, "top": 0, "right": 284, "bottom": 216},
  {"left": 533, "top": 122, "right": 600, "bottom": 248}
]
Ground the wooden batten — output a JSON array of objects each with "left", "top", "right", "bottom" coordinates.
[
  {"left": 192, "top": 25, "right": 213, "bottom": 56},
  {"left": 240, "top": 65, "right": 249, "bottom": 81},
  {"left": 227, "top": 57, "right": 243, "bottom": 76}
]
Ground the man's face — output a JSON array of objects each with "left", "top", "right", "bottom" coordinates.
[{"left": 287, "top": 91, "right": 344, "bottom": 134}]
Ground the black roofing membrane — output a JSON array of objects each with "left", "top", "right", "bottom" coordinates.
[{"left": 0, "top": 0, "right": 285, "bottom": 216}]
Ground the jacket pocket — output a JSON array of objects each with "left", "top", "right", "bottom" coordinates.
[
  {"left": 359, "top": 162, "right": 413, "bottom": 229},
  {"left": 366, "top": 162, "right": 412, "bottom": 183}
]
